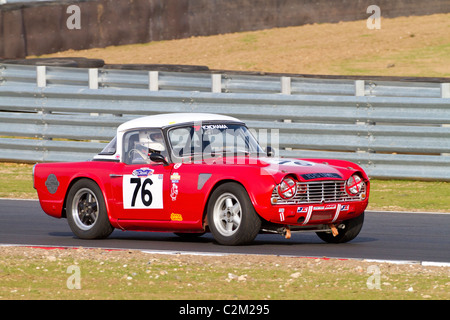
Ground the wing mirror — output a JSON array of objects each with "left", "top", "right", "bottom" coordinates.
[
  {"left": 266, "top": 146, "right": 276, "bottom": 157},
  {"left": 149, "top": 153, "right": 169, "bottom": 166}
]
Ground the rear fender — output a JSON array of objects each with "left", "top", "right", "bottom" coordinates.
[{"left": 61, "top": 175, "right": 113, "bottom": 221}]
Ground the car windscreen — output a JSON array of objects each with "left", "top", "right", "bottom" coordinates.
[{"left": 168, "top": 123, "right": 265, "bottom": 159}]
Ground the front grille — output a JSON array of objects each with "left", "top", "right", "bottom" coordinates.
[{"left": 272, "top": 180, "right": 365, "bottom": 205}]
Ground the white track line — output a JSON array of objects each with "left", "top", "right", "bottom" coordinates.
[{"left": 1, "top": 243, "right": 449, "bottom": 267}]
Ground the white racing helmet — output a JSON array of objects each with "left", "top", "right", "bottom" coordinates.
[{"left": 139, "top": 131, "right": 165, "bottom": 153}]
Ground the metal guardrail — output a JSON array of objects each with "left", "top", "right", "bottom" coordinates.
[{"left": 0, "top": 63, "right": 449, "bottom": 180}]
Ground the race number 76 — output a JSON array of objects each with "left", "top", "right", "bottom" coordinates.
[
  {"left": 130, "top": 178, "right": 153, "bottom": 207},
  {"left": 123, "top": 175, "right": 163, "bottom": 209}
]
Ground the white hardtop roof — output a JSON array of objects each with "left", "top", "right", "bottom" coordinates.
[{"left": 117, "top": 113, "right": 242, "bottom": 132}]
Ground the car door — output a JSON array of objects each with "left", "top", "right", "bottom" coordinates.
[
  {"left": 166, "top": 162, "right": 210, "bottom": 224},
  {"left": 112, "top": 128, "right": 173, "bottom": 221},
  {"left": 114, "top": 162, "right": 173, "bottom": 220}
]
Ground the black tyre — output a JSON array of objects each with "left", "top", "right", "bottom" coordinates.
[
  {"left": 2, "top": 58, "right": 76, "bottom": 67},
  {"left": 2, "top": 57, "right": 104, "bottom": 68},
  {"left": 316, "top": 212, "right": 365, "bottom": 243},
  {"left": 207, "top": 182, "right": 261, "bottom": 245},
  {"left": 66, "top": 179, "right": 114, "bottom": 239},
  {"left": 103, "top": 64, "right": 209, "bottom": 72}
]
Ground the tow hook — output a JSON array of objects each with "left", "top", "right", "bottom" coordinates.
[
  {"left": 260, "top": 226, "right": 291, "bottom": 238},
  {"left": 328, "top": 224, "right": 339, "bottom": 237},
  {"left": 283, "top": 226, "right": 291, "bottom": 239}
]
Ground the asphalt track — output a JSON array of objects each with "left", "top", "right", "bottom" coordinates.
[{"left": 0, "top": 199, "right": 449, "bottom": 264}]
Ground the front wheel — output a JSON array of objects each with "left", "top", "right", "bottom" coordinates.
[
  {"left": 66, "top": 179, "right": 114, "bottom": 239},
  {"left": 207, "top": 183, "right": 261, "bottom": 245},
  {"left": 316, "top": 211, "right": 364, "bottom": 243}
]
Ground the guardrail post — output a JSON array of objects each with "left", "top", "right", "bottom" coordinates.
[
  {"left": 149, "top": 71, "right": 159, "bottom": 91},
  {"left": 89, "top": 68, "right": 98, "bottom": 89},
  {"left": 355, "top": 80, "right": 365, "bottom": 96},
  {"left": 89, "top": 69, "right": 99, "bottom": 120},
  {"left": 442, "top": 82, "right": 450, "bottom": 156},
  {"left": 281, "top": 76, "right": 291, "bottom": 95},
  {"left": 212, "top": 74, "right": 222, "bottom": 93},
  {"left": 441, "top": 83, "right": 450, "bottom": 98},
  {"left": 36, "top": 66, "right": 46, "bottom": 88}
]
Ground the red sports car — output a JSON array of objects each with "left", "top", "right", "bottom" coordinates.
[{"left": 33, "top": 113, "right": 369, "bottom": 245}]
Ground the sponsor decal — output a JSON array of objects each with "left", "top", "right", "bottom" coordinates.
[
  {"left": 313, "top": 204, "right": 337, "bottom": 211},
  {"left": 279, "top": 208, "right": 285, "bottom": 222},
  {"left": 170, "top": 183, "right": 179, "bottom": 201},
  {"left": 297, "top": 206, "right": 308, "bottom": 213},
  {"left": 341, "top": 205, "right": 350, "bottom": 211},
  {"left": 202, "top": 124, "right": 228, "bottom": 130},
  {"left": 301, "top": 173, "right": 342, "bottom": 180},
  {"left": 170, "top": 172, "right": 181, "bottom": 183},
  {"left": 132, "top": 168, "right": 154, "bottom": 177},
  {"left": 170, "top": 213, "right": 183, "bottom": 221},
  {"left": 174, "top": 163, "right": 182, "bottom": 170}
]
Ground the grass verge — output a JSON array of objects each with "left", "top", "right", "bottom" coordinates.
[
  {"left": 0, "top": 246, "right": 448, "bottom": 300},
  {"left": 368, "top": 179, "right": 450, "bottom": 213},
  {"left": 0, "top": 162, "right": 37, "bottom": 199},
  {"left": 1, "top": 163, "right": 448, "bottom": 300}
]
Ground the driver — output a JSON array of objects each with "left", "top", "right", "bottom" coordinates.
[
  {"left": 130, "top": 130, "right": 166, "bottom": 164},
  {"left": 139, "top": 131, "right": 165, "bottom": 154},
  {"left": 147, "top": 142, "right": 165, "bottom": 155}
]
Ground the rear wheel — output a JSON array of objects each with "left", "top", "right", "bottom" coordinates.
[
  {"left": 207, "top": 183, "right": 261, "bottom": 245},
  {"left": 66, "top": 179, "right": 114, "bottom": 239},
  {"left": 316, "top": 212, "right": 364, "bottom": 243}
]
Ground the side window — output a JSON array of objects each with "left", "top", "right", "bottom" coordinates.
[
  {"left": 168, "top": 126, "right": 208, "bottom": 158},
  {"left": 169, "top": 127, "right": 196, "bottom": 158},
  {"left": 98, "top": 136, "right": 117, "bottom": 155},
  {"left": 170, "top": 127, "right": 190, "bottom": 148},
  {"left": 123, "top": 129, "right": 167, "bottom": 164}
]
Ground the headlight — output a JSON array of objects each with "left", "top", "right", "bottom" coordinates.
[
  {"left": 277, "top": 177, "right": 297, "bottom": 200},
  {"left": 345, "top": 174, "right": 365, "bottom": 196}
]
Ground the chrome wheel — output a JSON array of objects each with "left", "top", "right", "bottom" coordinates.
[
  {"left": 66, "top": 179, "right": 114, "bottom": 239},
  {"left": 207, "top": 182, "right": 261, "bottom": 245},
  {"left": 71, "top": 188, "right": 99, "bottom": 231},
  {"left": 212, "top": 193, "right": 242, "bottom": 236}
]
